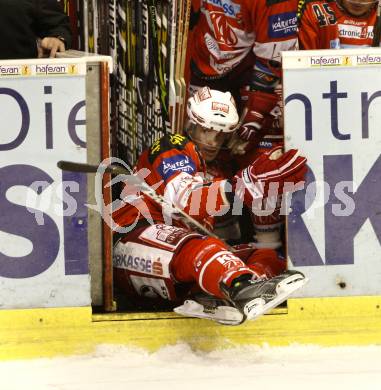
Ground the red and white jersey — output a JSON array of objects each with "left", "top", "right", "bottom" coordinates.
[
  {"left": 298, "top": 0, "right": 378, "bottom": 49},
  {"left": 113, "top": 133, "right": 230, "bottom": 231},
  {"left": 190, "top": 0, "right": 298, "bottom": 77}
]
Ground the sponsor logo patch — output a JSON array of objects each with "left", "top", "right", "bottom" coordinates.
[
  {"left": 150, "top": 134, "right": 188, "bottom": 157},
  {"left": 158, "top": 155, "right": 196, "bottom": 181},
  {"left": 310, "top": 55, "right": 352, "bottom": 67},
  {"left": 338, "top": 24, "right": 372, "bottom": 40},
  {"left": 212, "top": 101, "right": 229, "bottom": 113},
  {"left": 113, "top": 254, "right": 153, "bottom": 273},
  {"left": 0, "top": 65, "right": 31, "bottom": 77},
  {"left": 35, "top": 64, "right": 78, "bottom": 75},
  {"left": 196, "top": 86, "right": 212, "bottom": 102},
  {"left": 205, "top": 0, "right": 241, "bottom": 17},
  {"left": 168, "top": 134, "right": 187, "bottom": 146},
  {"left": 356, "top": 54, "right": 381, "bottom": 66},
  {"left": 258, "top": 140, "right": 274, "bottom": 148},
  {"left": 330, "top": 39, "right": 340, "bottom": 49},
  {"left": 140, "top": 224, "right": 201, "bottom": 251},
  {"left": 268, "top": 12, "right": 297, "bottom": 38},
  {"left": 113, "top": 241, "right": 173, "bottom": 277}
]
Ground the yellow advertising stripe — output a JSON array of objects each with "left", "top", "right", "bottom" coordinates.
[{"left": 0, "top": 296, "right": 380, "bottom": 361}]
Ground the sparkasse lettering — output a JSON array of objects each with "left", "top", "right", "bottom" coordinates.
[{"left": 113, "top": 253, "right": 152, "bottom": 273}]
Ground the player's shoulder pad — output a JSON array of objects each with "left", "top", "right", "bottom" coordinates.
[
  {"left": 148, "top": 133, "right": 191, "bottom": 164},
  {"left": 297, "top": 0, "right": 335, "bottom": 20}
]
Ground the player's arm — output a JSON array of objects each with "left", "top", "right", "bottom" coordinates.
[
  {"left": 297, "top": 0, "right": 321, "bottom": 50},
  {"left": 226, "top": 147, "right": 308, "bottom": 212},
  {"left": 228, "top": 0, "right": 298, "bottom": 155}
]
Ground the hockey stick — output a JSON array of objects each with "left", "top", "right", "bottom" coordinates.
[
  {"left": 57, "top": 160, "right": 225, "bottom": 242},
  {"left": 372, "top": 1, "right": 381, "bottom": 47},
  {"left": 148, "top": 0, "right": 169, "bottom": 133}
]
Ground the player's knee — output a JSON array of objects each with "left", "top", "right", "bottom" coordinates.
[{"left": 171, "top": 236, "right": 228, "bottom": 282}]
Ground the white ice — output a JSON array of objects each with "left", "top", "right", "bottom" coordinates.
[{"left": 1, "top": 343, "right": 381, "bottom": 390}]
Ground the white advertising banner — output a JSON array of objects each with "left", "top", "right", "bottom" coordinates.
[
  {"left": 0, "top": 59, "right": 90, "bottom": 308},
  {"left": 283, "top": 49, "right": 381, "bottom": 297}
]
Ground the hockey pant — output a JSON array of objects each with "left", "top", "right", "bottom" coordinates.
[{"left": 113, "top": 224, "right": 286, "bottom": 301}]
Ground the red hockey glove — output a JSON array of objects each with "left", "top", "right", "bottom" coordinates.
[
  {"left": 232, "top": 147, "right": 307, "bottom": 210},
  {"left": 228, "top": 90, "right": 279, "bottom": 155}
]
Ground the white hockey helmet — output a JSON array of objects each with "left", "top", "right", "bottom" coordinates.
[{"left": 187, "top": 87, "right": 239, "bottom": 133}]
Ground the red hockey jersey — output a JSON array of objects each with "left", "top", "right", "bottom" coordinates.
[
  {"left": 298, "top": 0, "right": 378, "bottom": 49},
  {"left": 113, "top": 133, "right": 230, "bottom": 231},
  {"left": 190, "top": 0, "right": 298, "bottom": 77}
]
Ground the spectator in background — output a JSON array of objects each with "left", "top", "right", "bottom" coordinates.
[
  {"left": 186, "top": 0, "right": 299, "bottom": 251},
  {"left": 298, "top": 0, "right": 380, "bottom": 49},
  {"left": 0, "top": 0, "right": 72, "bottom": 60}
]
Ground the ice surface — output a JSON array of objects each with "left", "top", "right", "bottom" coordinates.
[{"left": 1, "top": 343, "right": 381, "bottom": 390}]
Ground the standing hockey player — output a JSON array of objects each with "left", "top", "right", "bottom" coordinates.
[
  {"left": 187, "top": 0, "right": 300, "bottom": 250},
  {"left": 113, "top": 88, "right": 308, "bottom": 324},
  {"left": 298, "top": 0, "right": 380, "bottom": 49}
]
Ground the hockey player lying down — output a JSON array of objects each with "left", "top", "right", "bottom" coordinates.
[{"left": 112, "top": 87, "right": 308, "bottom": 325}]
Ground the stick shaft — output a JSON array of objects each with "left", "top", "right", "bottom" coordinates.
[{"left": 57, "top": 160, "right": 223, "bottom": 241}]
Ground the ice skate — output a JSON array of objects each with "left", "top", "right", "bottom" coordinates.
[
  {"left": 174, "top": 293, "right": 245, "bottom": 325},
  {"left": 221, "top": 270, "right": 308, "bottom": 321}
]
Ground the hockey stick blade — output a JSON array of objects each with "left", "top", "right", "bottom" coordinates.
[{"left": 57, "top": 160, "right": 128, "bottom": 176}]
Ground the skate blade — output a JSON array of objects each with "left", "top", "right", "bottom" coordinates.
[
  {"left": 174, "top": 300, "right": 244, "bottom": 326},
  {"left": 245, "top": 276, "right": 309, "bottom": 321},
  {"left": 277, "top": 273, "right": 308, "bottom": 295}
]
